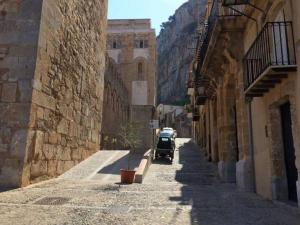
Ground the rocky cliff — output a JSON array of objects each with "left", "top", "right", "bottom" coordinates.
[{"left": 157, "top": 0, "right": 207, "bottom": 105}]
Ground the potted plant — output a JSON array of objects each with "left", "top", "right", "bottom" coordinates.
[{"left": 119, "top": 122, "right": 142, "bottom": 184}]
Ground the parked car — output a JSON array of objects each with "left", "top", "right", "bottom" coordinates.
[
  {"left": 155, "top": 131, "right": 175, "bottom": 162},
  {"left": 162, "top": 127, "right": 177, "bottom": 138}
]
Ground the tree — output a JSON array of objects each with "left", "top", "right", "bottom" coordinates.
[{"left": 119, "top": 122, "right": 142, "bottom": 170}]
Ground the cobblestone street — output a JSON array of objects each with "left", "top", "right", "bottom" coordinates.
[{"left": 0, "top": 139, "right": 300, "bottom": 225}]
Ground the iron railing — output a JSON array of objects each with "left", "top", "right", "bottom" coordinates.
[
  {"left": 196, "top": 0, "right": 244, "bottom": 76},
  {"left": 244, "top": 22, "right": 296, "bottom": 90}
]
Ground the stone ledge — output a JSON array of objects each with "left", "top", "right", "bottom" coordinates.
[{"left": 134, "top": 149, "right": 153, "bottom": 184}]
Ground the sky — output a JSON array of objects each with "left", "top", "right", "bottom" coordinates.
[{"left": 108, "top": 0, "right": 188, "bottom": 35}]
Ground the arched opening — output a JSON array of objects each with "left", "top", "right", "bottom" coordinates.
[
  {"left": 113, "top": 40, "right": 117, "bottom": 49},
  {"left": 138, "top": 62, "right": 143, "bottom": 80}
]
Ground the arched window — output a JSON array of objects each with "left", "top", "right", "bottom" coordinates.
[
  {"left": 111, "top": 93, "right": 115, "bottom": 111},
  {"left": 104, "top": 87, "right": 108, "bottom": 103},
  {"left": 139, "top": 40, "right": 144, "bottom": 48},
  {"left": 138, "top": 62, "right": 143, "bottom": 73},
  {"left": 138, "top": 62, "right": 143, "bottom": 80},
  {"left": 107, "top": 85, "right": 111, "bottom": 103}
]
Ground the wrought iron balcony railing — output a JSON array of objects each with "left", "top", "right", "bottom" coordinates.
[
  {"left": 244, "top": 22, "right": 297, "bottom": 94},
  {"left": 196, "top": 0, "right": 245, "bottom": 75}
]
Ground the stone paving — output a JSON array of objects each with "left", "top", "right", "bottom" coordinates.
[{"left": 0, "top": 139, "right": 300, "bottom": 225}]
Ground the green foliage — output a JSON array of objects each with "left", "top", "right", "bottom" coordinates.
[
  {"left": 119, "top": 122, "right": 142, "bottom": 170},
  {"left": 119, "top": 122, "right": 142, "bottom": 150}
]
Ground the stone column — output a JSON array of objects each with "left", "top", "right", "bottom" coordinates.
[
  {"left": 236, "top": 99, "right": 255, "bottom": 192},
  {"left": 205, "top": 102, "right": 211, "bottom": 160},
  {"left": 218, "top": 73, "right": 237, "bottom": 183},
  {"left": 210, "top": 99, "right": 219, "bottom": 162},
  {"left": 291, "top": 0, "right": 300, "bottom": 207},
  {"left": 217, "top": 81, "right": 235, "bottom": 182},
  {"left": 235, "top": 67, "right": 255, "bottom": 192}
]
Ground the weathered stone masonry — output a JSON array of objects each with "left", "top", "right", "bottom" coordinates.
[
  {"left": 0, "top": 0, "right": 108, "bottom": 187},
  {"left": 101, "top": 55, "right": 130, "bottom": 150}
]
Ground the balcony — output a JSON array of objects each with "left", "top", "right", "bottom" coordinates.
[
  {"left": 195, "top": 79, "right": 208, "bottom": 106},
  {"left": 244, "top": 22, "right": 297, "bottom": 97},
  {"left": 196, "top": 0, "right": 246, "bottom": 75}
]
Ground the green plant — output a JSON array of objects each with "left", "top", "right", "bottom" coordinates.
[{"left": 119, "top": 122, "right": 142, "bottom": 170}]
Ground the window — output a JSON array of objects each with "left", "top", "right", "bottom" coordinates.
[
  {"left": 144, "top": 40, "right": 149, "bottom": 48},
  {"left": 138, "top": 62, "right": 143, "bottom": 80},
  {"left": 110, "top": 39, "right": 121, "bottom": 49},
  {"left": 135, "top": 39, "right": 149, "bottom": 49},
  {"left": 138, "top": 62, "right": 143, "bottom": 74},
  {"left": 139, "top": 40, "right": 144, "bottom": 48},
  {"left": 113, "top": 41, "right": 117, "bottom": 49}
]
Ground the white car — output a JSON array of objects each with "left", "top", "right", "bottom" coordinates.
[
  {"left": 163, "top": 127, "right": 174, "bottom": 132},
  {"left": 162, "top": 127, "right": 177, "bottom": 138}
]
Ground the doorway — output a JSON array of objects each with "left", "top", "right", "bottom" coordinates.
[{"left": 280, "top": 102, "right": 298, "bottom": 202}]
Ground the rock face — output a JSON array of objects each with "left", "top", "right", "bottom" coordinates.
[
  {"left": 0, "top": 0, "right": 108, "bottom": 187},
  {"left": 157, "top": 0, "right": 206, "bottom": 104}
]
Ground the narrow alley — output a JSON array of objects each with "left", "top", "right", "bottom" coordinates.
[{"left": 0, "top": 139, "right": 299, "bottom": 225}]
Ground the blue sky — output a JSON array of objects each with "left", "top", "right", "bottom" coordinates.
[{"left": 108, "top": 0, "right": 188, "bottom": 35}]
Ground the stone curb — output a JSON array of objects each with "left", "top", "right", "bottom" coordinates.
[{"left": 134, "top": 149, "right": 153, "bottom": 183}]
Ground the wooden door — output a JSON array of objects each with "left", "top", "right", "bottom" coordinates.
[{"left": 280, "top": 102, "right": 298, "bottom": 202}]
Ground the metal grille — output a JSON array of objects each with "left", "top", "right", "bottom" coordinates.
[
  {"left": 34, "top": 197, "right": 70, "bottom": 206},
  {"left": 92, "top": 184, "right": 120, "bottom": 192},
  {"left": 196, "top": 0, "right": 245, "bottom": 76},
  {"left": 244, "top": 22, "right": 296, "bottom": 90}
]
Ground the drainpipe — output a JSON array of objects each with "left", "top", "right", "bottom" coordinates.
[{"left": 247, "top": 99, "right": 257, "bottom": 193}]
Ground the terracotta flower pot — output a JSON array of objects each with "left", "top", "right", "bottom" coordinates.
[{"left": 120, "top": 169, "right": 136, "bottom": 184}]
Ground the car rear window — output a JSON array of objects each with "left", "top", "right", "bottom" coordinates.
[{"left": 160, "top": 132, "right": 172, "bottom": 138}]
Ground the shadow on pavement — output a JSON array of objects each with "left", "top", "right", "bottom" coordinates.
[
  {"left": 0, "top": 187, "right": 15, "bottom": 193},
  {"left": 97, "top": 153, "right": 143, "bottom": 175},
  {"left": 169, "top": 140, "right": 300, "bottom": 225},
  {"left": 166, "top": 140, "right": 214, "bottom": 224},
  {"left": 152, "top": 157, "right": 173, "bottom": 165}
]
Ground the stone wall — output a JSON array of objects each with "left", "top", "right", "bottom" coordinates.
[
  {"left": 101, "top": 55, "right": 130, "bottom": 150},
  {"left": 0, "top": 0, "right": 108, "bottom": 187},
  {"left": 131, "top": 105, "right": 155, "bottom": 152},
  {"left": 107, "top": 20, "right": 157, "bottom": 151},
  {"left": 0, "top": 0, "right": 44, "bottom": 187}
]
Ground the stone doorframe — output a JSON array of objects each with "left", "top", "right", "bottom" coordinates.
[{"left": 268, "top": 95, "right": 300, "bottom": 204}]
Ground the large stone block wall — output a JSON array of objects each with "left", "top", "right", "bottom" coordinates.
[
  {"left": 0, "top": 0, "right": 43, "bottom": 187},
  {"left": 0, "top": 0, "right": 108, "bottom": 187},
  {"left": 131, "top": 105, "right": 155, "bottom": 152},
  {"left": 101, "top": 56, "right": 130, "bottom": 150}
]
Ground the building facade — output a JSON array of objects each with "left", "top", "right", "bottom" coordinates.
[
  {"left": 107, "top": 19, "right": 157, "bottom": 151},
  {"left": 0, "top": 0, "right": 108, "bottom": 187},
  {"left": 190, "top": 0, "right": 300, "bottom": 206},
  {"left": 157, "top": 104, "right": 183, "bottom": 127},
  {"left": 107, "top": 19, "right": 156, "bottom": 106},
  {"left": 101, "top": 55, "right": 130, "bottom": 150}
]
